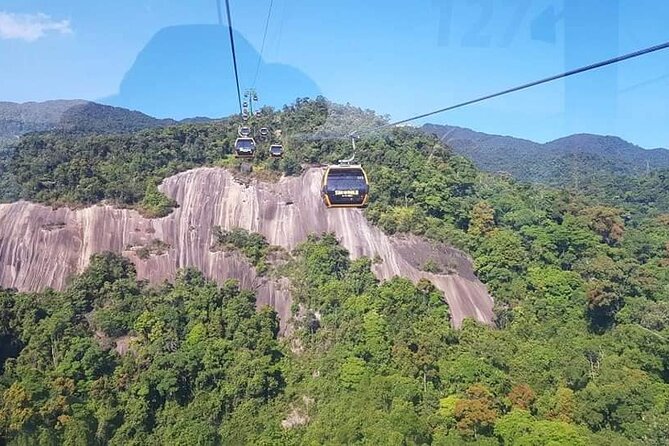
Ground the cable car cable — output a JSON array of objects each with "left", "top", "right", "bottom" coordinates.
[
  {"left": 221, "top": 0, "right": 244, "bottom": 115},
  {"left": 252, "top": 0, "right": 274, "bottom": 88},
  {"left": 216, "top": 0, "right": 223, "bottom": 25},
  {"left": 350, "top": 40, "right": 669, "bottom": 138}
]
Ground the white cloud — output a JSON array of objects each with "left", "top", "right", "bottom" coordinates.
[{"left": 0, "top": 11, "right": 72, "bottom": 42}]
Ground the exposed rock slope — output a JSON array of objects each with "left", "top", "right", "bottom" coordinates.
[{"left": 0, "top": 167, "right": 494, "bottom": 327}]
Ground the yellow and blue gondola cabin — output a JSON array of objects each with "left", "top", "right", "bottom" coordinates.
[{"left": 321, "top": 165, "right": 369, "bottom": 208}]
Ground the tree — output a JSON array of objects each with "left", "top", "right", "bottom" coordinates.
[
  {"left": 516, "top": 419, "right": 589, "bottom": 446},
  {"left": 508, "top": 384, "right": 536, "bottom": 411},
  {"left": 454, "top": 384, "right": 498, "bottom": 438},
  {"left": 474, "top": 229, "right": 527, "bottom": 287},
  {"left": 495, "top": 409, "right": 534, "bottom": 445},
  {"left": 540, "top": 387, "right": 576, "bottom": 423},
  {"left": 586, "top": 280, "right": 622, "bottom": 329},
  {"left": 576, "top": 360, "right": 655, "bottom": 435},
  {"left": 0, "top": 382, "right": 35, "bottom": 435},
  {"left": 340, "top": 357, "right": 367, "bottom": 390},
  {"left": 469, "top": 201, "right": 496, "bottom": 237},
  {"left": 581, "top": 206, "right": 625, "bottom": 246},
  {"left": 294, "top": 233, "right": 350, "bottom": 288},
  {"left": 362, "top": 310, "right": 390, "bottom": 364}
]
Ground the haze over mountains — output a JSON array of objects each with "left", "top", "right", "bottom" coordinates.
[
  {"left": 0, "top": 100, "right": 178, "bottom": 148},
  {"left": 423, "top": 123, "right": 669, "bottom": 186}
]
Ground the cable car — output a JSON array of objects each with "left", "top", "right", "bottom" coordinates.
[
  {"left": 243, "top": 101, "right": 248, "bottom": 107},
  {"left": 234, "top": 137, "right": 256, "bottom": 158},
  {"left": 321, "top": 163, "right": 369, "bottom": 208},
  {"left": 269, "top": 144, "right": 284, "bottom": 158},
  {"left": 238, "top": 126, "right": 251, "bottom": 137}
]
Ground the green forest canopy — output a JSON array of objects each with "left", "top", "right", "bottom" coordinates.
[
  {"left": 0, "top": 97, "right": 668, "bottom": 444},
  {"left": 1, "top": 231, "right": 668, "bottom": 444}
]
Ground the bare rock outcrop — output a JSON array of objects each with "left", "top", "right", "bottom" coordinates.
[{"left": 0, "top": 167, "right": 494, "bottom": 327}]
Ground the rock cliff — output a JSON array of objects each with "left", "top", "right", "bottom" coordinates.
[{"left": 0, "top": 167, "right": 494, "bottom": 328}]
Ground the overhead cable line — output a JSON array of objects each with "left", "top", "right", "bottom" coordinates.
[
  {"left": 351, "top": 40, "right": 669, "bottom": 138},
  {"left": 252, "top": 0, "right": 274, "bottom": 88},
  {"left": 220, "top": 0, "right": 244, "bottom": 115},
  {"left": 216, "top": 0, "right": 223, "bottom": 25}
]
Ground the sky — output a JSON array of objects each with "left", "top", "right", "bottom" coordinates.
[{"left": 1, "top": 0, "right": 668, "bottom": 148}]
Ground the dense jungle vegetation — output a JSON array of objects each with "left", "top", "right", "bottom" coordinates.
[{"left": 1, "top": 97, "right": 669, "bottom": 444}]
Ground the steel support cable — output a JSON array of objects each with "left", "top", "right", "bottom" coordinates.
[
  {"left": 252, "top": 0, "right": 274, "bottom": 88},
  {"left": 221, "top": 0, "right": 244, "bottom": 115},
  {"left": 349, "top": 40, "right": 669, "bottom": 139}
]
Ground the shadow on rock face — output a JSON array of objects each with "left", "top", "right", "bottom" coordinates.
[{"left": 102, "top": 24, "right": 320, "bottom": 119}]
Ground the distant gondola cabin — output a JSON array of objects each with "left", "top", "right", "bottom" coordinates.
[
  {"left": 234, "top": 137, "right": 256, "bottom": 158},
  {"left": 269, "top": 144, "right": 284, "bottom": 158}
]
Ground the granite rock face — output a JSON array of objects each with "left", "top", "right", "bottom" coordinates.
[{"left": 0, "top": 167, "right": 494, "bottom": 328}]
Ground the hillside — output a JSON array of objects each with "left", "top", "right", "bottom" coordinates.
[
  {"left": 0, "top": 100, "right": 83, "bottom": 146},
  {"left": 0, "top": 167, "right": 492, "bottom": 328},
  {"left": 1, "top": 98, "right": 669, "bottom": 444},
  {"left": 0, "top": 100, "right": 175, "bottom": 147},
  {"left": 422, "top": 123, "right": 669, "bottom": 186}
]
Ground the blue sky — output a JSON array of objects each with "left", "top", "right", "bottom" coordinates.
[{"left": 1, "top": 0, "right": 668, "bottom": 148}]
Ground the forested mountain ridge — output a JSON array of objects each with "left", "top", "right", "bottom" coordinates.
[
  {"left": 0, "top": 97, "right": 668, "bottom": 444},
  {"left": 0, "top": 100, "right": 176, "bottom": 148},
  {"left": 0, "top": 100, "right": 184, "bottom": 203},
  {"left": 422, "top": 123, "right": 669, "bottom": 186}
]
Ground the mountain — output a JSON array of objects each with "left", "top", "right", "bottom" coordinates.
[
  {"left": 422, "top": 123, "right": 669, "bottom": 186},
  {"left": 0, "top": 99, "right": 493, "bottom": 327},
  {"left": 57, "top": 101, "right": 176, "bottom": 133},
  {"left": 0, "top": 100, "right": 83, "bottom": 147},
  {"left": 0, "top": 100, "right": 175, "bottom": 148},
  {"left": 1, "top": 99, "right": 669, "bottom": 445}
]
